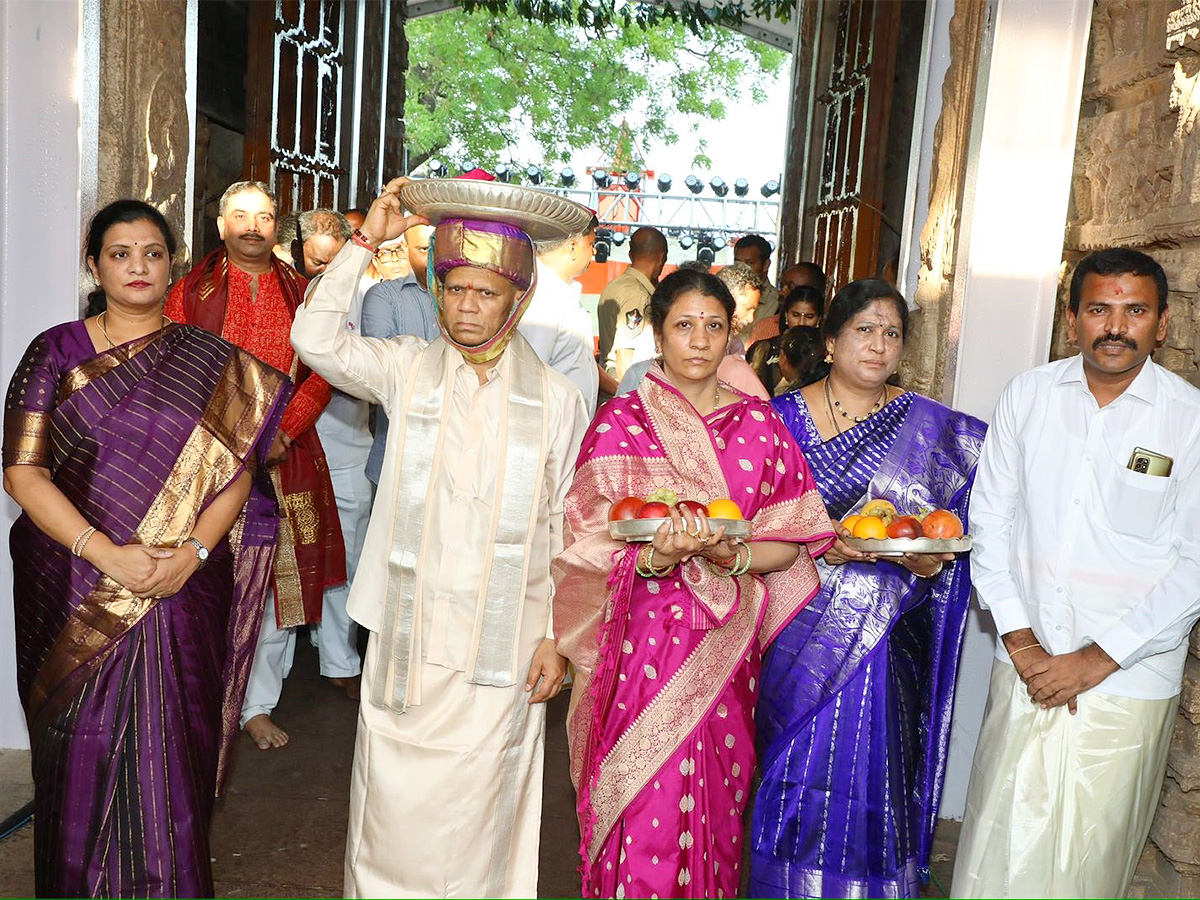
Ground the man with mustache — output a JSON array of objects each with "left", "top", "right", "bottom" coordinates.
[
  {"left": 166, "top": 180, "right": 346, "bottom": 751},
  {"left": 954, "top": 248, "right": 1200, "bottom": 897}
]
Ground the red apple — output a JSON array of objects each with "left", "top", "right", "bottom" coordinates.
[
  {"left": 676, "top": 499, "right": 707, "bottom": 518},
  {"left": 636, "top": 501, "right": 671, "bottom": 518},
  {"left": 886, "top": 516, "right": 922, "bottom": 539},
  {"left": 609, "top": 496, "right": 643, "bottom": 522}
]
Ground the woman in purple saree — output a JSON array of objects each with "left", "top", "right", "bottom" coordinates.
[
  {"left": 554, "top": 270, "right": 834, "bottom": 899},
  {"left": 750, "top": 280, "right": 986, "bottom": 898},
  {"left": 2, "top": 201, "right": 290, "bottom": 897}
]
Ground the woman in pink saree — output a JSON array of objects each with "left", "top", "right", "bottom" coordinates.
[{"left": 554, "top": 269, "right": 835, "bottom": 899}]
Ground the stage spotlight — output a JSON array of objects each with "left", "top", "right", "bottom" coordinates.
[
  {"left": 760, "top": 179, "right": 781, "bottom": 198},
  {"left": 612, "top": 231, "right": 627, "bottom": 246},
  {"left": 495, "top": 163, "right": 513, "bottom": 183},
  {"left": 594, "top": 228, "right": 612, "bottom": 263},
  {"left": 734, "top": 178, "right": 749, "bottom": 197},
  {"left": 679, "top": 233, "right": 696, "bottom": 250},
  {"left": 698, "top": 246, "right": 715, "bottom": 266},
  {"left": 560, "top": 166, "right": 576, "bottom": 187},
  {"left": 623, "top": 171, "right": 641, "bottom": 190},
  {"left": 462, "top": 161, "right": 478, "bottom": 174},
  {"left": 429, "top": 159, "right": 447, "bottom": 177},
  {"left": 656, "top": 173, "right": 673, "bottom": 192},
  {"left": 592, "top": 169, "right": 612, "bottom": 188},
  {"left": 712, "top": 236, "right": 727, "bottom": 252},
  {"left": 526, "top": 164, "right": 544, "bottom": 185},
  {"left": 685, "top": 175, "right": 703, "bottom": 195},
  {"left": 710, "top": 177, "right": 728, "bottom": 197}
]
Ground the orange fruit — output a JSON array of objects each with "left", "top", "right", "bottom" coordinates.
[
  {"left": 861, "top": 499, "right": 898, "bottom": 524},
  {"left": 921, "top": 509, "right": 964, "bottom": 539},
  {"left": 706, "top": 498, "right": 744, "bottom": 520},
  {"left": 841, "top": 514, "right": 863, "bottom": 532},
  {"left": 851, "top": 515, "right": 888, "bottom": 539}
]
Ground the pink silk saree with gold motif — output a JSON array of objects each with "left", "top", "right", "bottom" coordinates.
[{"left": 554, "top": 369, "right": 835, "bottom": 898}]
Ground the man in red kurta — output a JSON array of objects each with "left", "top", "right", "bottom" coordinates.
[{"left": 167, "top": 180, "right": 346, "bottom": 750}]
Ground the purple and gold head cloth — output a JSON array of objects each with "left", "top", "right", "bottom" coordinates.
[
  {"left": 429, "top": 217, "right": 537, "bottom": 363},
  {"left": 432, "top": 218, "right": 535, "bottom": 290}
]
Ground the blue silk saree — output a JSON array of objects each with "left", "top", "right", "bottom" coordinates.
[{"left": 750, "top": 391, "right": 985, "bottom": 898}]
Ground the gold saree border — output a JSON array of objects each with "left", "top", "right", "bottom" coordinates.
[
  {"left": 56, "top": 325, "right": 170, "bottom": 404},
  {"left": 2, "top": 408, "right": 51, "bottom": 468},
  {"left": 29, "top": 580, "right": 158, "bottom": 723},
  {"left": 30, "top": 339, "right": 288, "bottom": 729},
  {"left": 269, "top": 467, "right": 307, "bottom": 628},
  {"left": 586, "top": 580, "right": 766, "bottom": 860}
]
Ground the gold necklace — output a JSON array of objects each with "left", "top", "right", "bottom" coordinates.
[{"left": 98, "top": 310, "right": 169, "bottom": 349}]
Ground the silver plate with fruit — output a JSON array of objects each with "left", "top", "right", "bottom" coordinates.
[
  {"left": 842, "top": 536, "right": 973, "bottom": 557},
  {"left": 609, "top": 518, "right": 753, "bottom": 543}
]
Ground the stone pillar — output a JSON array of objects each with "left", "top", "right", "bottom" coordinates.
[
  {"left": 899, "top": 0, "right": 989, "bottom": 405},
  {"left": 95, "top": 0, "right": 193, "bottom": 273}
]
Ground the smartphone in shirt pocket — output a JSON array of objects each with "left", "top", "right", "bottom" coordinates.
[{"left": 1102, "top": 447, "right": 1174, "bottom": 537}]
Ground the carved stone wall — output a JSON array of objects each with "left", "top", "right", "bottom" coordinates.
[
  {"left": 1061, "top": 3, "right": 1200, "bottom": 896},
  {"left": 899, "top": 0, "right": 988, "bottom": 403},
  {"left": 97, "top": 0, "right": 191, "bottom": 275},
  {"left": 1059, "top": 0, "right": 1199, "bottom": 386}
]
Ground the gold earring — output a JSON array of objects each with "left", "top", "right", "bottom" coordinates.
[{"left": 824, "top": 352, "right": 834, "bottom": 363}]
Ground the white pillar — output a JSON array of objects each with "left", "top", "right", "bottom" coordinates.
[
  {"left": 939, "top": 0, "right": 1093, "bottom": 818},
  {"left": 0, "top": 0, "right": 84, "bottom": 749}
]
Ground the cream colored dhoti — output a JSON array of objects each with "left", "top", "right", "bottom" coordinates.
[
  {"left": 952, "top": 660, "right": 1176, "bottom": 898},
  {"left": 344, "top": 636, "right": 547, "bottom": 898}
]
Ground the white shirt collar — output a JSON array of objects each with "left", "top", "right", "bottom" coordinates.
[{"left": 1055, "top": 352, "right": 1158, "bottom": 406}]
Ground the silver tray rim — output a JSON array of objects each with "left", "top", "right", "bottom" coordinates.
[
  {"left": 842, "top": 535, "right": 973, "bottom": 557},
  {"left": 608, "top": 517, "right": 753, "bottom": 542}
]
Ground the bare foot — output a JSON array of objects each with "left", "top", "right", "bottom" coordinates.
[
  {"left": 329, "top": 676, "right": 361, "bottom": 701},
  {"left": 244, "top": 713, "right": 289, "bottom": 750}
]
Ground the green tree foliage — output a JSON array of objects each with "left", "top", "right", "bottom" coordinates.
[{"left": 404, "top": 7, "right": 788, "bottom": 172}]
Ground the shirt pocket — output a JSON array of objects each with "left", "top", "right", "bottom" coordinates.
[{"left": 1101, "top": 463, "right": 1173, "bottom": 538}]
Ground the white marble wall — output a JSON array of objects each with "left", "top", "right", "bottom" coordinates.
[{"left": 0, "top": 0, "right": 85, "bottom": 749}]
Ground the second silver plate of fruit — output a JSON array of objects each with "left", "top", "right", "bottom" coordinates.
[
  {"left": 842, "top": 536, "right": 973, "bottom": 557},
  {"left": 609, "top": 518, "right": 753, "bottom": 542}
]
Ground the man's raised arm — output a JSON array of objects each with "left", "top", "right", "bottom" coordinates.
[{"left": 291, "top": 177, "right": 429, "bottom": 407}]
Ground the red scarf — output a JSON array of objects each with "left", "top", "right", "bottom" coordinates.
[{"left": 173, "top": 247, "right": 345, "bottom": 627}]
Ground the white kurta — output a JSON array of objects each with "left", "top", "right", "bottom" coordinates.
[{"left": 292, "top": 242, "right": 588, "bottom": 898}]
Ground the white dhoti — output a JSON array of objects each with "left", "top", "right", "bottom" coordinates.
[
  {"left": 344, "top": 635, "right": 547, "bottom": 898},
  {"left": 952, "top": 660, "right": 1176, "bottom": 898}
]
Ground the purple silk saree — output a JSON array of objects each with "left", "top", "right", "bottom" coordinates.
[
  {"left": 554, "top": 369, "right": 835, "bottom": 899},
  {"left": 751, "top": 391, "right": 985, "bottom": 898},
  {"left": 3, "top": 320, "right": 290, "bottom": 897}
]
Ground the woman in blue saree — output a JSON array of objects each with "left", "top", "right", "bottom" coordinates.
[{"left": 750, "top": 279, "right": 987, "bottom": 897}]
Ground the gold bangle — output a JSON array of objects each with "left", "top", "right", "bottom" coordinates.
[
  {"left": 1008, "top": 643, "right": 1041, "bottom": 658},
  {"left": 72, "top": 526, "right": 96, "bottom": 557}
]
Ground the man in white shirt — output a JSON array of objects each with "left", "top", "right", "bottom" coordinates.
[
  {"left": 520, "top": 215, "right": 599, "bottom": 415},
  {"left": 953, "top": 248, "right": 1200, "bottom": 898},
  {"left": 291, "top": 177, "right": 589, "bottom": 898}
]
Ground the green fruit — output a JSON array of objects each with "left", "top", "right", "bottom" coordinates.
[{"left": 646, "top": 487, "right": 680, "bottom": 507}]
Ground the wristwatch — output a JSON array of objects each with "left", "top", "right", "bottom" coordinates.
[{"left": 185, "top": 536, "right": 209, "bottom": 568}]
